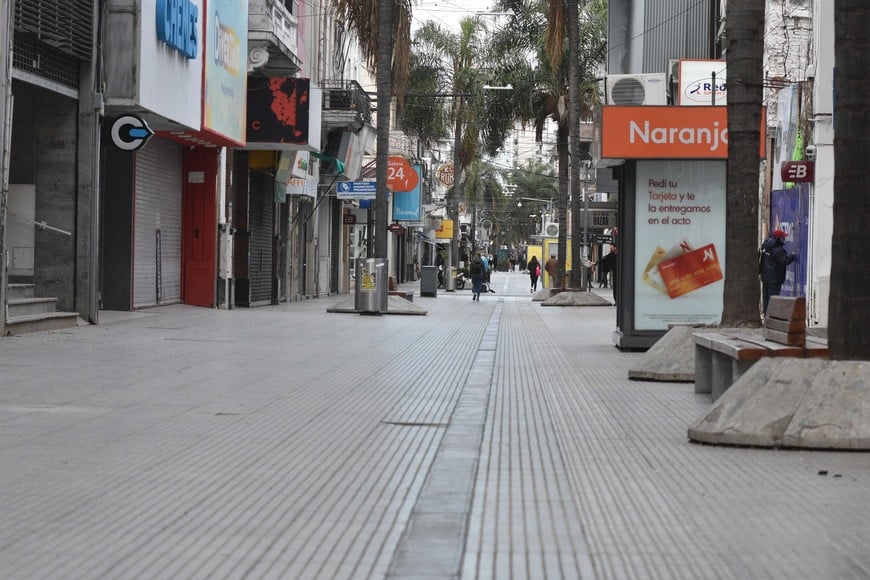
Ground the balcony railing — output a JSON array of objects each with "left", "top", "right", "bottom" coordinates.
[
  {"left": 321, "top": 80, "right": 372, "bottom": 130},
  {"left": 248, "top": 0, "right": 299, "bottom": 75}
]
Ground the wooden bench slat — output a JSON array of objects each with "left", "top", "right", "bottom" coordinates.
[
  {"left": 763, "top": 317, "right": 806, "bottom": 333},
  {"left": 767, "top": 296, "right": 806, "bottom": 322},
  {"left": 762, "top": 327, "right": 806, "bottom": 346},
  {"left": 729, "top": 334, "right": 805, "bottom": 357}
]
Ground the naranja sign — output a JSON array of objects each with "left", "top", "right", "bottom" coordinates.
[{"left": 600, "top": 106, "right": 765, "bottom": 159}]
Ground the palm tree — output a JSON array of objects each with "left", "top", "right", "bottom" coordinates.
[
  {"left": 331, "top": 0, "right": 412, "bottom": 261},
  {"left": 829, "top": 1, "right": 870, "bottom": 359},
  {"left": 720, "top": 0, "right": 765, "bottom": 326},
  {"left": 411, "top": 19, "right": 490, "bottom": 268},
  {"left": 487, "top": 0, "right": 605, "bottom": 288}
]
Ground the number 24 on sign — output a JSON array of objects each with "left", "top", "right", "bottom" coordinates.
[{"left": 387, "top": 157, "right": 419, "bottom": 192}]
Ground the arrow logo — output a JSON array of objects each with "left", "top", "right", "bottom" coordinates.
[{"left": 110, "top": 115, "right": 154, "bottom": 152}]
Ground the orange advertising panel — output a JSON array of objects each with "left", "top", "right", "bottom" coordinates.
[{"left": 601, "top": 106, "right": 765, "bottom": 159}]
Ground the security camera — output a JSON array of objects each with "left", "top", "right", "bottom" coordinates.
[{"left": 806, "top": 145, "right": 817, "bottom": 160}]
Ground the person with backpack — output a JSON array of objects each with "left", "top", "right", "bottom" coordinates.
[
  {"left": 759, "top": 229, "right": 798, "bottom": 316},
  {"left": 470, "top": 251, "right": 486, "bottom": 301},
  {"left": 527, "top": 255, "right": 541, "bottom": 293}
]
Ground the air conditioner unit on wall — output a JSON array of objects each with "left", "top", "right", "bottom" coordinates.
[
  {"left": 605, "top": 73, "right": 668, "bottom": 106},
  {"left": 544, "top": 223, "right": 559, "bottom": 237}
]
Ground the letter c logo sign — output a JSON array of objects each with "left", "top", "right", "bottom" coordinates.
[{"left": 110, "top": 115, "right": 154, "bottom": 152}]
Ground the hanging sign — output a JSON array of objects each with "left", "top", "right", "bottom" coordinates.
[
  {"left": 110, "top": 115, "right": 154, "bottom": 152},
  {"left": 780, "top": 161, "right": 815, "bottom": 183},
  {"left": 387, "top": 156, "right": 419, "bottom": 192}
]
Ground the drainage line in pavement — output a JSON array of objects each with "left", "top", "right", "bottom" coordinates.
[{"left": 386, "top": 302, "right": 502, "bottom": 578}]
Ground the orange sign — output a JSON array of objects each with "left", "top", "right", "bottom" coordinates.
[
  {"left": 435, "top": 219, "right": 454, "bottom": 239},
  {"left": 387, "top": 156, "right": 419, "bottom": 192},
  {"left": 601, "top": 106, "right": 765, "bottom": 159}
]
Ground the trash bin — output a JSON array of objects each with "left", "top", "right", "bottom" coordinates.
[
  {"left": 421, "top": 266, "right": 438, "bottom": 297},
  {"left": 354, "top": 257, "right": 388, "bottom": 313}
]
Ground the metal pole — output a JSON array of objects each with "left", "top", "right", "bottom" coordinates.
[
  {"left": 0, "top": 0, "right": 15, "bottom": 335},
  {"left": 582, "top": 164, "right": 590, "bottom": 290}
]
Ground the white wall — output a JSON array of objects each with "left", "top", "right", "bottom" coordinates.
[{"left": 808, "top": 0, "right": 834, "bottom": 326}]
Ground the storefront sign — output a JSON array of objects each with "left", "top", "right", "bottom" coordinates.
[
  {"left": 156, "top": 0, "right": 199, "bottom": 59},
  {"left": 247, "top": 77, "right": 310, "bottom": 146},
  {"left": 780, "top": 161, "right": 815, "bottom": 183},
  {"left": 634, "top": 160, "right": 726, "bottom": 330},
  {"left": 678, "top": 60, "right": 727, "bottom": 106},
  {"left": 436, "top": 163, "right": 454, "bottom": 187},
  {"left": 202, "top": 0, "right": 248, "bottom": 144},
  {"left": 387, "top": 157, "right": 419, "bottom": 192},
  {"left": 392, "top": 164, "right": 423, "bottom": 221},
  {"left": 110, "top": 115, "right": 154, "bottom": 152},
  {"left": 601, "top": 106, "right": 766, "bottom": 159}
]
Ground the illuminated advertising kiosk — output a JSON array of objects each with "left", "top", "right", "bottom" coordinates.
[{"left": 600, "top": 106, "right": 765, "bottom": 349}]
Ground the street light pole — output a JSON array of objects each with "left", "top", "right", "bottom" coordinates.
[{"left": 582, "top": 161, "right": 590, "bottom": 290}]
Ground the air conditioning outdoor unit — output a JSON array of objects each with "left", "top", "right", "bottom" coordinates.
[
  {"left": 544, "top": 223, "right": 559, "bottom": 237},
  {"left": 605, "top": 73, "right": 668, "bottom": 106}
]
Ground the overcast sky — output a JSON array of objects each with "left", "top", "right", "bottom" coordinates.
[{"left": 411, "top": 0, "right": 508, "bottom": 32}]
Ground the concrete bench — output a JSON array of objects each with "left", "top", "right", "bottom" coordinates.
[
  {"left": 388, "top": 291, "right": 414, "bottom": 302},
  {"left": 694, "top": 297, "right": 828, "bottom": 400}
]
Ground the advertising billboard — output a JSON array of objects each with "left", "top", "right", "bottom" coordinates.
[
  {"left": 392, "top": 165, "right": 423, "bottom": 221},
  {"left": 203, "top": 0, "right": 248, "bottom": 144},
  {"left": 634, "top": 160, "right": 726, "bottom": 330}
]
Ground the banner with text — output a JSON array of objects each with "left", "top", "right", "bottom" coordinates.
[{"left": 634, "top": 160, "right": 726, "bottom": 330}]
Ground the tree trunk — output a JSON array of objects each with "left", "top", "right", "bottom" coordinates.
[
  {"left": 556, "top": 121, "right": 569, "bottom": 286},
  {"left": 720, "top": 0, "right": 764, "bottom": 327},
  {"left": 374, "top": 0, "right": 394, "bottom": 260},
  {"left": 829, "top": 1, "right": 870, "bottom": 359},
  {"left": 566, "top": 0, "right": 583, "bottom": 290}
]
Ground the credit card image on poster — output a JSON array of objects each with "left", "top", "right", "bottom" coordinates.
[
  {"left": 657, "top": 243, "right": 724, "bottom": 299},
  {"left": 642, "top": 246, "right": 669, "bottom": 295}
]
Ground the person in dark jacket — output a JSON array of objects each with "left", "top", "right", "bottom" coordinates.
[
  {"left": 527, "top": 255, "right": 541, "bottom": 293},
  {"left": 759, "top": 229, "right": 797, "bottom": 316}
]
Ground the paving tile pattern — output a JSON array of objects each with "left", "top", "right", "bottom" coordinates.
[{"left": 0, "top": 272, "right": 868, "bottom": 579}]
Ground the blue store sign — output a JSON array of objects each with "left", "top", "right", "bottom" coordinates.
[{"left": 156, "top": 0, "right": 199, "bottom": 59}]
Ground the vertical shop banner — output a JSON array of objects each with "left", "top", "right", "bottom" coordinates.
[
  {"left": 392, "top": 164, "right": 423, "bottom": 221},
  {"left": 770, "top": 185, "right": 809, "bottom": 298},
  {"left": 203, "top": 0, "right": 248, "bottom": 144},
  {"left": 635, "top": 160, "right": 726, "bottom": 330}
]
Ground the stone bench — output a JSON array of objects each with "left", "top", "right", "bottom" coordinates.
[
  {"left": 388, "top": 291, "right": 414, "bottom": 302},
  {"left": 694, "top": 297, "right": 828, "bottom": 400}
]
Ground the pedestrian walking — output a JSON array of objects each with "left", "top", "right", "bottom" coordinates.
[
  {"left": 528, "top": 255, "right": 541, "bottom": 293},
  {"left": 759, "top": 229, "right": 798, "bottom": 316},
  {"left": 470, "top": 251, "right": 486, "bottom": 301},
  {"left": 544, "top": 254, "right": 559, "bottom": 288},
  {"left": 595, "top": 245, "right": 617, "bottom": 288}
]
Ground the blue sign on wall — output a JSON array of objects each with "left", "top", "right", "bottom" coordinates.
[
  {"left": 392, "top": 165, "right": 423, "bottom": 221},
  {"left": 157, "top": 0, "right": 199, "bottom": 59}
]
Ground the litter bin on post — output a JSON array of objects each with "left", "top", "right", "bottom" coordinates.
[
  {"left": 444, "top": 266, "right": 455, "bottom": 291},
  {"left": 420, "top": 266, "right": 438, "bottom": 297},
  {"left": 354, "top": 257, "right": 388, "bottom": 313}
]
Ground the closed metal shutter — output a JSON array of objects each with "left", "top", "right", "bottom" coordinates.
[
  {"left": 330, "top": 196, "right": 341, "bottom": 293},
  {"left": 134, "top": 138, "right": 182, "bottom": 308},
  {"left": 249, "top": 172, "right": 274, "bottom": 303}
]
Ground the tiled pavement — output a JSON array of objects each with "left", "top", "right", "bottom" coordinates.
[{"left": 1, "top": 271, "right": 869, "bottom": 579}]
